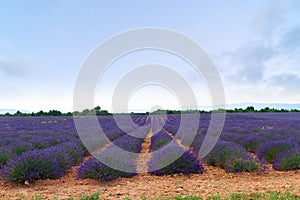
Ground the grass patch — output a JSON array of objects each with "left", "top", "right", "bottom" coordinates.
[
  {"left": 125, "top": 190, "right": 299, "bottom": 200},
  {"left": 4, "top": 190, "right": 300, "bottom": 200}
]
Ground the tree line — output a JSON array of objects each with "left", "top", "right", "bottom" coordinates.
[
  {"left": 1, "top": 106, "right": 111, "bottom": 117},
  {"left": 1, "top": 106, "right": 299, "bottom": 117},
  {"left": 151, "top": 106, "right": 299, "bottom": 115}
]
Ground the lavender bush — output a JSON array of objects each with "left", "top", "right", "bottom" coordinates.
[
  {"left": 77, "top": 157, "right": 136, "bottom": 181},
  {"left": 239, "top": 135, "right": 264, "bottom": 153},
  {"left": 77, "top": 126, "right": 148, "bottom": 181},
  {"left": 1, "top": 142, "right": 85, "bottom": 183},
  {"left": 148, "top": 130, "right": 203, "bottom": 176},
  {"left": 257, "top": 141, "right": 295, "bottom": 163},
  {"left": 150, "top": 131, "right": 172, "bottom": 151},
  {"left": 205, "top": 140, "right": 260, "bottom": 173},
  {"left": 223, "top": 158, "right": 260, "bottom": 173},
  {"left": 0, "top": 147, "right": 12, "bottom": 167},
  {"left": 148, "top": 142, "right": 203, "bottom": 175},
  {"left": 273, "top": 149, "right": 300, "bottom": 171}
]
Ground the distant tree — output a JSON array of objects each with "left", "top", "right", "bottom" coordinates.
[
  {"left": 48, "top": 110, "right": 62, "bottom": 116},
  {"left": 100, "top": 110, "right": 110, "bottom": 115},
  {"left": 291, "top": 109, "right": 300, "bottom": 112},
  {"left": 36, "top": 110, "right": 45, "bottom": 116},
  {"left": 94, "top": 106, "right": 101, "bottom": 115},
  {"left": 245, "top": 106, "right": 255, "bottom": 112},
  {"left": 14, "top": 110, "right": 22, "bottom": 116},
  {"left": 81, "top": 109, "right": 90, "bottom": 116},
  {"left": 73, "top": 111, "right": 80, "bottom": 116},
  {"left": 66, "top": 112, "right": 73, "bottom": 116},
  {"left": 95, "top": 106, "right": 101, "bottom": 111}
]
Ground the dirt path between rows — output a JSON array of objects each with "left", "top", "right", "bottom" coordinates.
[{"left": 136, "top": 124, "right": 152, "bottom": 173}]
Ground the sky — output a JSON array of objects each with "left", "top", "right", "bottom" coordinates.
[{"left": 0, "top": 0, "right": 300, "bottom": 112}]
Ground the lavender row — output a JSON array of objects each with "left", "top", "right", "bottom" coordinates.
[
  {"left": 1, "top": 140, "right": 85, "bottom": 183},
  {"left": 158, "top": 115, "right": 260, "bottom": 173},
  {"left": 77, "top": 123, "right": 150, "bottom": 181},
  {"left": 164, "top": 113, "right": 300, "bottom": 172},
  {"left": 0, "top": 116, "right": 136, "bottom": 168},
  {"left": 148, "top": 130, "right": 203, "bottom": 175},
  {"left": 204, "top": 140, "right": 260, "bottom": 173},
  {"left": 0, "top": 117, "right": 80, "bottom": 168},
  {"left": 75, "top": 115, "right": 138, "bottom": 154},
  {"left": 0, "top": 115, "right": 150, "bottom": 184}
]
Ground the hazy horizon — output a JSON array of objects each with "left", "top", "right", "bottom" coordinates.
[{"left": 1, "top": 102, "right": 300, "bottom": 114}]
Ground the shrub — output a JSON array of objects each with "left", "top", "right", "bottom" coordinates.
[
  {"left": 224, "top": 158, "right": 260, "bottom": 173},
  {"left": 113, "top": 134, "right": 145, "bottom": 153},
  {"left": 273, "top": 149, "right": 300, "bottom": 171},
  {"left": 77, "top": 133, "right": 146, "bottom": 181},
  {"left": 205, "top": 141, "right": 249, "bottom": 167},
  {"left": 240, "top": 135, "right": 264, "bottom": 153},
  {"left": 257, "top": 141, "right": 294, "bottom": 163},
  {"left": 1, "top": 150, "right": 62, "bottom": 183},
  {"left": 150, "top": 131, "right": 172, "bottom": 151},
  {"left": 220, "top": 132, "right": 243, "bottom": 143},
  {"left": 205, "top": 140, "right": 260, "bottom": 173},
  {"left": 148, "top": 142, "right": 203, "bottom": 175},
  {"left": 0, "top": 147, "right": 12, "bottom": 167},
  {"left": 77, "top": 157, "right": 136, "bottom": 181},
  {"left": 12, "top": 141, "right": 34, "bottom": 155},
  {"left": 1, "top": 142, "right": 84, "bottom": 183}
]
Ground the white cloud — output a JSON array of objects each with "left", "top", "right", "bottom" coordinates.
[{"left": 214, "top": 1, "right": 300, "bottom": 104}]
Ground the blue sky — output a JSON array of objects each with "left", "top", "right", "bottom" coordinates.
[{"left": 0, "top": 0, "right": 300, "bottom": 112}]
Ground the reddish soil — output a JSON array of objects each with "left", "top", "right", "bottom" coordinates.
[
  {"left": 1, "top": 163, "right": 300, "bottom": 200},
  {"left": 136, "top": 126, "right": 152, "bottom": 173}
]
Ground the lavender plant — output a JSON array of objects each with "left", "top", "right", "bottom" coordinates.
[
  {"left": 1, "top": 142, "right": 85, "bottom": 183},
  {"left": 257, "top": 141, "right": 295, "bottom": 163},
  {"left": 148, "top": 142, "right": 203, "bottom": 175},
  {"left": 273, "top": 148, "right": 300, "bottom": 171},
  {"left": 205, "top": 140, "right": 260, "bottom": 173}
]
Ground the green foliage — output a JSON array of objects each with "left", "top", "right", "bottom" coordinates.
[
  {"left": 4, "top": 190, "right": 300, "bottom": 200},
  {"left": 277, "top": 155, "right": 300, "bottom": 170},
  {"left": 207, "top": 190, "right": 299, "bottom": 200},
  {"left": 242, "top": 140, "right": 262, "bottom": 153},
  {"left": 80, "top": 191, "right": 101, "bottom": 200},
  {"left": 13, "top": 146, "right": 31, "bottom": 155},
  {"left": 0, "top": 152, "right": 10, "bottom": 167},
  {"left": 224, "top": 158, "right": 260, "bottom": 173},
  {"left": 0, "top": 106, "right": 111, "bottom": 116},
  {"left": 153, "top": 139, "right": 170, "bottom": 150},
  {"left": 263, "top": 146, "right": 291, "bottom": 163},
  {"left": 273, "top": 151, "right": 300, "bottom": 171},
  {"left": 155, "top": 196, "right": 203, "bottom": 200},
  {"left": 4, "top": 157, "right": 58, "bottom": 183},
  {"left": 32, "top": 194, "right": 43, "bottom": 200}
]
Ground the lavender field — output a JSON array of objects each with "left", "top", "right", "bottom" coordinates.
[{"left": 1, "top": 113, "right": 300, "bottom": 185}]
